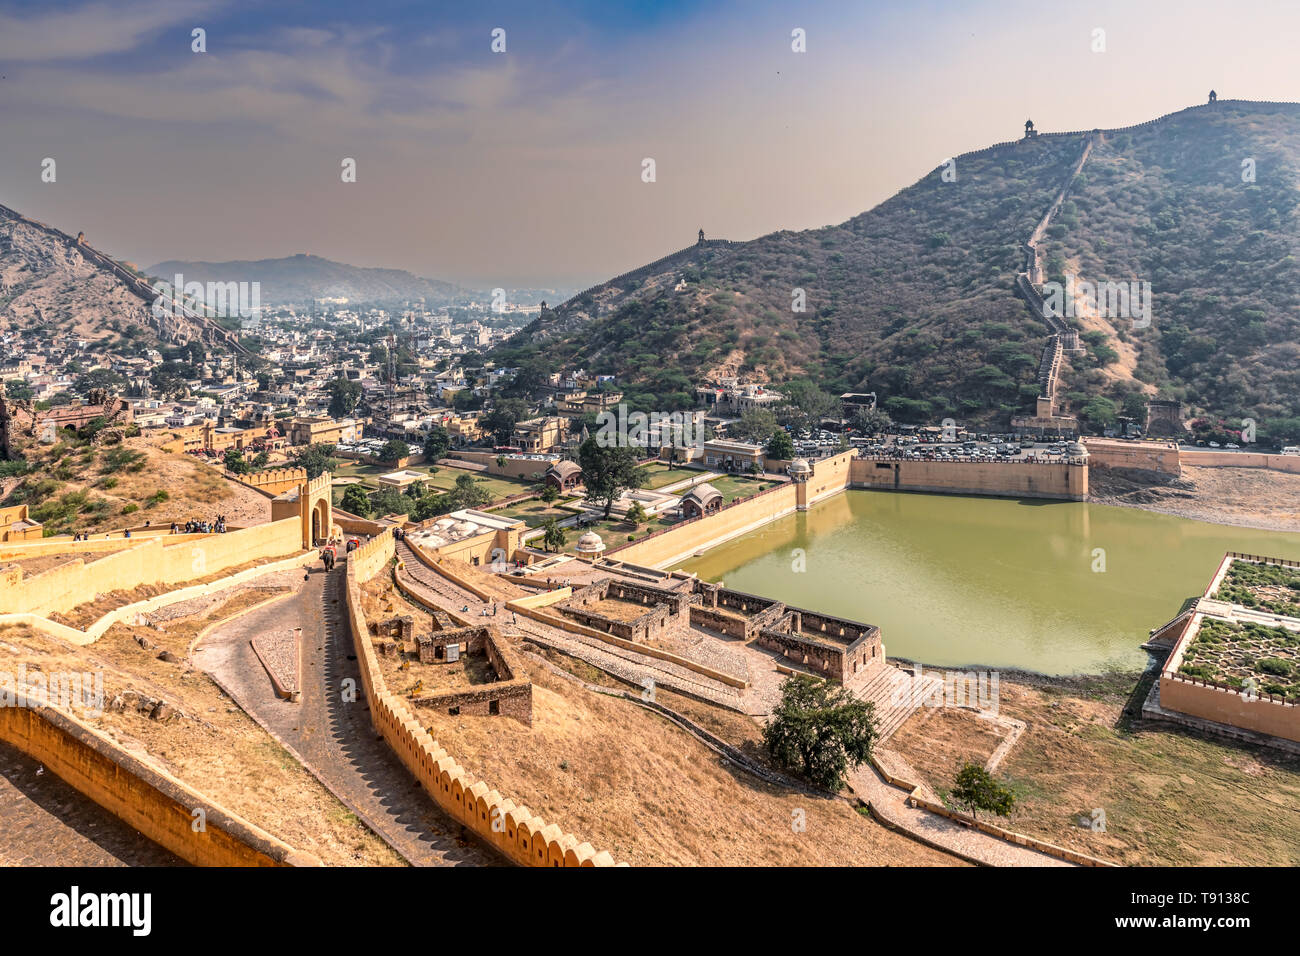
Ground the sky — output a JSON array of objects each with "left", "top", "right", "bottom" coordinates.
[{"left": 2, "top": 0, "right": 1299, "bottom": 290}]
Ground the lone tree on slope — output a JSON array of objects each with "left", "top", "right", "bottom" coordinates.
[{"left": 763, "top": 675, "right": 877, "bottom": 791}]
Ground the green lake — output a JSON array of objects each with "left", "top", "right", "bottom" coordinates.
[{"left": 678, "top": 490, "right": 1300, "bottom": 675}]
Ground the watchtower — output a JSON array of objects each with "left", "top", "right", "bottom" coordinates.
[
  {"left": 1024, "top": 119, "right": 1038, "bottom": 138},
  {"left": 1208, "top": 89, "right": 1217, "bottom": 104}
]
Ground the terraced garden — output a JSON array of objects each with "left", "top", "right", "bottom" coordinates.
[
  {"left": 1215, "top": 560, "right": 1300, "bottom": 617},
  {"left": 1178, "top": 617, "right": 1300, "bottom": 699}
]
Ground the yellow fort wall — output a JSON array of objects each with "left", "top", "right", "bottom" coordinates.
[
  {"left": 849, "top": 457, "right": 1086, "bottom": 500},
  {"left": 345, "top": 531, "right": 620, "bottom": 867},
  {"left": 0, "top": 702, "right": 320, "bottom": 867},
  {"left": 0, "top": 517, "right": 302, "bottom": 616}
]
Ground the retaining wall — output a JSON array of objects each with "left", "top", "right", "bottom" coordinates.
[
  {"left": 0, "top": 517, "right": 303, "bottom": 615},
  {"left": 0, "top": 702, "right": 319, "bottom": 866}
]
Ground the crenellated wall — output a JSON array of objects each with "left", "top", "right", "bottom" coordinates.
[{"left": 344, "top": 531, "right": 620, "bottom": 866}]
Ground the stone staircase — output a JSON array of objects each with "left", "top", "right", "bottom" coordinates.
[{"left": 849, "top": 662, "right": 944, "bottom": 743}]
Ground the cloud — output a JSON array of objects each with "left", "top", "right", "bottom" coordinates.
[{"left": 0, "top": 0, "right": 217, "bottom": 61}]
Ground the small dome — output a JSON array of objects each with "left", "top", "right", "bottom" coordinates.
[
  {"left": 789, "top": 458, "right": 811, "bottom": 474},
  {"left": 1066, "top": 441, "right": 1087, "bottom": 457},
  {"left": 575, "top": 531, "right": 605, "bottom": 553}
]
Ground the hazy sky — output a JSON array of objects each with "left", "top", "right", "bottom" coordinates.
[{"left": 2, "top": 0, "right": 1298, "bottom": 289}]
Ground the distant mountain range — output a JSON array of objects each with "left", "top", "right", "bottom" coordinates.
[
  {"left": 144, "top": 253, "right": 467, "bottom": 307},
  {"left": 501, "top": 100, "right": 1300, "bottom": 436}
]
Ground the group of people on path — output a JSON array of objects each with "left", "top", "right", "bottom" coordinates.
[{"left": 171, "top": 515, "right": 228, "bottom": 534}]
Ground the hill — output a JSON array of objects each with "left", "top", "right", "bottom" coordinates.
[
  {"left": 500, "top": 100, "right": 1300, "bottom": 440},
  {"left": 0, "top": 428, "right": 270, "bottom": 538},
  {"left": 0, "top": 202, "right": 236, "bottom": 353},
  {"left": 145, "top": 253, "right": 465, "bottom": 307}
]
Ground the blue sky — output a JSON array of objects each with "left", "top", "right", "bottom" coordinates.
[{"left": 2, "top": 0, "right": 1298, "bottom": 288}]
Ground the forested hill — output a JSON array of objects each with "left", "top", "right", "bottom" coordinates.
[{"left": 499, "top": 100, "right": 1300, "bottom": 440}]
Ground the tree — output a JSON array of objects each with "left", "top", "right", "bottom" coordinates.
[
  {"left": 766, "top": 429, "right": 795, "bottom": 460},
  {"left": 482, "top": 398, "right": 528, "bottom": 444},
  {"left": 291, "top": 443, "right": 338, "bottom": 479},
  {"left": 223, "top": 449, "right": 250, "bottom": 475},
  {"left": 369, "top": 487, "right": 412, "bottom": 517},
  {"left": 777, "top": 381, "right": 838, "bottom": 432},
  {"left": 340, "top": 484, "right": 372, "bottom": 516},
  {"left": 851, "top": 406, "right": 892, "bottom": 436},
  {"left": 624, "top": 501, "right": 648, "bottom": 528},
  {"left": 413, "top": 493, "right": 453, "bottom": 521},
  {"left": 762, "top": 674, "right": 877, "bottom": 791},
  {"left": 327, "top": 377, "right": 362, "bottom": 418},
  {"left": 541, "top": 517, "right": 567, "bottom": 553},
  {"left": 379, "top": 438, "right": 409, "bottom": 463},
  {"left": 423, "top": 424, "right": 450, "bottom": 462},
  {"left": 950, "top": 762, "right": 1016, "bottom": 822},
  {"left": 442, "top": 472, "right": 492, "bottom": 511},
  {"left": 578, "top": 437, "right": 647, "bottom": 518},
  {"left": 731, "top": 408, "right": 778, "bottom": 443},
  {"left": 250, "top": 450, "right": 270, "bottom": 470},
  {"left": 539, "top": 484, "right": 560, "bottom": 503}
]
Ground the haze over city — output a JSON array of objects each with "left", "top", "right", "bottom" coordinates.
[{"left": 3, "top": 0, "right": 1299, "bottom": 286}]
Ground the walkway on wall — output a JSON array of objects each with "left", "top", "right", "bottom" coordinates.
[
  {"left": 0, "top": 740, "right": 183, "bottom": 866},
  {"left": 193, "top": 562, "right": 497, "bottom": 866},
  {"left": 1014, "top": 134, "right": 1096, "bottom": 408}
]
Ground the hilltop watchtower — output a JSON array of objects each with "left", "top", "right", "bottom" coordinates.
[
  {"left": 1208, "top": 89, "right": 1217, "bottom": 103},
  {"left": 1024, "top": 119, "right": 1038, "bottom": 138},
  {"left": 698, "top": 228, "right": 705, "bottom": 244}
]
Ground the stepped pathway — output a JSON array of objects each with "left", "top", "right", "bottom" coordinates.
[
  {"left": 1015, "top": 134, "right": 1096, "bottom": 406},
  {"left": 193, "top": 562, "right": 497, "bottom": 866},
  {"left": 848, "top": 661, "right": 945, "bottom": 743}
]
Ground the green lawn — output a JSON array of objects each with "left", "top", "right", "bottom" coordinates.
[
  {"left": 487, "top": 497, "right": 583, "bottom": 529},
  {"left": 702, "top": 474, "right": 772, "bottom": 501},
  {"left": 640, "top": 464, "right": 704, "bottom": 490},
  {"left": 330, "top": 463, "right": 535, "bottom": 505}
]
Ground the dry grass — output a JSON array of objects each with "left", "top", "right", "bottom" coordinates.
[
  {"left": 886, "top": 674, "right": 1300, "bottom": 865},
  {"left": 887, "top": 707, "right": 1007, "bottom": 788},
  {"left": 0, "top": 592, "right": 405, "bottom": 867},
  {"left": 421, "top": 649, "right": 958, "bottom": 866}
]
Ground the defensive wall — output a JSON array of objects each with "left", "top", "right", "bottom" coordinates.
[
  {"left": 344, "top": 530, "right": 620, "bottom": 866},
  {"left": 1083, "top": 439, "right": 1181, "bottom": 478},
  {"left": 236, "top": 467, "right": 308, "bottom": 497},
  {"left": 0, "top": 701, "right": 319, "bottom": 866},
  {"left": 849, "top": 456, "right": 1087, "bottom": 500},
  {"left": 0, "top": 517, "right": 303, "bottom": 616},
  {"left": 1182, "top": 450, "right": 1300, "bottom": 474}
]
